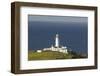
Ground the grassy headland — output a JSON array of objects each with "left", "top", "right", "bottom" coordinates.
[{"left": 28, "top": 50, "right": 87, "bottom": 60}]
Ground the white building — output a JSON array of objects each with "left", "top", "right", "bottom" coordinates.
[
  {"left": 41, "top": 34, "right": 68, "bottom": 53},
  {"left": 37, "top": 50, "right": 42, "bottom": 53}
]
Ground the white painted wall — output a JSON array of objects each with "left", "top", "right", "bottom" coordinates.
[{"left": 0, "top": 0, "right": 100, "bottom": 76}]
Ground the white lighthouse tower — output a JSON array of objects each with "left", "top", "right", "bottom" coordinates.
[
  {"left": 55, "top": 34, "right": 59, "bottom": 48},
  {"left": 42, "top": 34, "right": 68, "bottom": 53}
]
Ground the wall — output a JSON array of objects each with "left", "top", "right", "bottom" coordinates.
[{"left": 0, "top": 0, "right": 100, "bottom": 76}]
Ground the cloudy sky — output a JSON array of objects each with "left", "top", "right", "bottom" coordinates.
[{"left": 28, "top": 15, "right": 88, "bottom": 24}]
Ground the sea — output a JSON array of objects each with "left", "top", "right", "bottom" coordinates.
[{"left": 28, "top": 21, "right": 88, "bottom": 55}]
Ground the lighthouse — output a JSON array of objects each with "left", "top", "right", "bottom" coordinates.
[
  {"left": 55, "top": 34, "right": 59, "bottom": 48},
  {"left": 41, "top": 34, "right": 68, "bottom": 54}
]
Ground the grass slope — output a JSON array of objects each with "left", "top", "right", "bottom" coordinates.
[{"left": 28, "top": 51, "right": 73, "bottom": 60}]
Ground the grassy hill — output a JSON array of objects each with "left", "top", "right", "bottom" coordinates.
[
  {"left": 28, "top": 51, "right": 73, "bottom": 60},
  {"left": 28, "top": 50, "right": 87, "bottom": 60}
]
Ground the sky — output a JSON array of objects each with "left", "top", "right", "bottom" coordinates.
[
  {"left": 28, "top": 15, "right": 87, "bottom": 24},
  {"left": 28, "top": 15, "right": 88, "bottom": 54}
]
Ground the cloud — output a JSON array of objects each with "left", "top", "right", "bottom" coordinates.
[{"left": 28, "top": 15, "right": 88, "bottom": 23}]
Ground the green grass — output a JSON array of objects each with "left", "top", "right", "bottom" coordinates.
[{"left": 28, "top": 51, "right": 73, "bottom": 60}]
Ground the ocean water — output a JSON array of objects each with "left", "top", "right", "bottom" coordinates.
[{"left": 28, "top": 21, "right": 88, "bottom": 54}]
